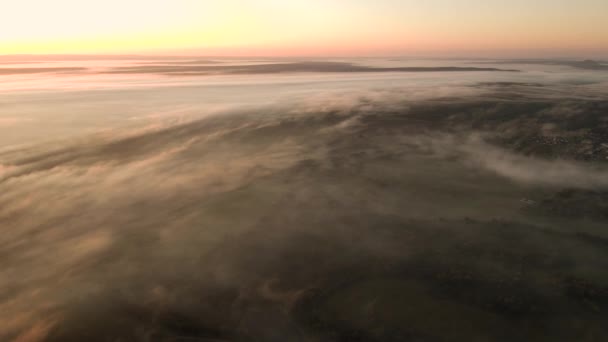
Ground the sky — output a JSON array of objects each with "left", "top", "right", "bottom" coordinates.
[{"left": 0, "top": 0, "right": 607, "bottom": 57}]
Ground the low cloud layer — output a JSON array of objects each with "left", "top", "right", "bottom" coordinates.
[
  {"left": 408, "top": 134, "right": 608, "bottom": 189},
  {"left": 0, "top": 61, "right": 517, "bottom": 76},
  {"left": 1, "top": 68, "right": 608, "bottom": 341},
  {"left": 104, "top": 61, "right": 517, "bottom": 76},
  {"left": 0, "top": 67, "right": 87, "bottom": 75}
]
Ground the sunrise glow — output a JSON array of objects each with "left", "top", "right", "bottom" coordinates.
[{"left": 1, "top": 0, "right": 607, "bottom": 57}]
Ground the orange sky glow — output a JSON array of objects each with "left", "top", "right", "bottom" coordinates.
[{"left": 1, "top": 0, "right": 607, "bottom": 57}]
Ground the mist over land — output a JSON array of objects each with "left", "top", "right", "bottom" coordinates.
[{"left": 1, "top": 57, "right": 608, "bottom": 341}]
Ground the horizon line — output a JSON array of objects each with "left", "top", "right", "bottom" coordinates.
[{"left": 0, "top": 54, "right": 606, "bottom": 61}]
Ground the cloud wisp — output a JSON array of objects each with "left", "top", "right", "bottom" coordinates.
[{"left": 1, "top": 79, "right": 608, "bottom": 342}]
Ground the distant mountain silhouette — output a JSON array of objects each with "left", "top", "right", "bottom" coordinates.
[
  {"left": 106, "top": 61, "right": 518, "bottom": 75},
  {"left": 478, "top": 59, "right": 608, "bottom": 70}
]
